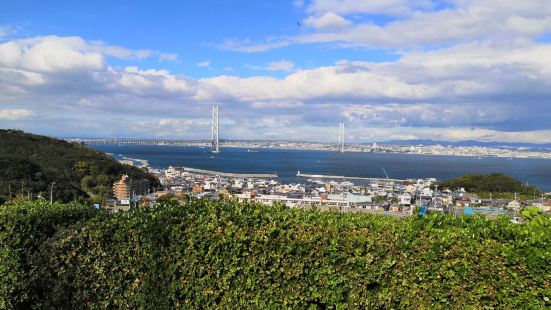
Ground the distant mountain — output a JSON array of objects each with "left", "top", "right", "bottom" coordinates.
[
  {"left": 0, "top": 129, "right": 159, "bottom": 204},
  {"left": 380, "top": 139, "right": 551, "bottom": 149}
]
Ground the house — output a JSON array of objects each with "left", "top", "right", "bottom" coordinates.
[
  {"left": 192, "top": 183, "right": 204, "bottom": 193},
  {"left": 507, "top": 200, "right": 521, "bottom": 211},
  {"left": 398, "top": 193, "right": 412, "bottom": 206}
]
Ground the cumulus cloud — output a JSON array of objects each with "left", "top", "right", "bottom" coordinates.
[
  {"left": 220, "top": 0, "right": 551, "bottom": 51},
  {"left": 0, "top": 36, "right": 104, "bottom": 72},
  {"left": 0, "top": 35, "right": 179, "bottom": 75},
  {"left": 1, "top": 34, "right": 551, "bottom": 142},
  {"left": 304, "top": 12, "right": 351, "bottom": 30},
  {"left": 0, "top": 108, "right": 36, "bottom": 120}
]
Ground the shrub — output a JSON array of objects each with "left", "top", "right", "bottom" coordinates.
[
  {"left": 0, "top": 200, "right": 99, "bottom": 309},
  {"left": 29, "top": 199, "right": 551, "bottom": 309}
]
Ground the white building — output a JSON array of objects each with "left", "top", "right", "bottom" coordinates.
[{"left": 398, "top": 193, "right": 412, "bottom": 206}]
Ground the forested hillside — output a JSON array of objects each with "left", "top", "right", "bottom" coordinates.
[
  {"left": 439, "top": 173, "right": 541, "bottom": 199},
  {"left": 0, "top": 130, "right": 159, "bottom": 204}
]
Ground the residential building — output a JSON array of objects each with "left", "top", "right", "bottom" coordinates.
[{"left": 112, "top": 175, "right": 150, "bottom": 201}]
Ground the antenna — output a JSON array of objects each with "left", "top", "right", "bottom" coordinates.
[
  {"left": 338, "top": 123, "right": 345, "bottom": 153},
  {"left": 211, "top": 105, "right": 220, "bottom": 153}
]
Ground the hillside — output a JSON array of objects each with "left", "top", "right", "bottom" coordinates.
[
  {"left": 0, "top": 129, "right": 159, "bottom": 204},
  {"left": 439, "top": 173, "right": 542, "bottom": 199},
  {"left": 1, "top": 200, "right": 549, "bottom": 308}
]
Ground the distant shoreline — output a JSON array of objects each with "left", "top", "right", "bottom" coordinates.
[{"left": 87, "top": 142, "right": 551, "bottom": 160}]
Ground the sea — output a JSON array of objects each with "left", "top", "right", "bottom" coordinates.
[{"left": 90, "top": 145, "right": 551, "bottom": 192}]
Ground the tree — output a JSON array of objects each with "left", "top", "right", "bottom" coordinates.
[{"left": 0, "top": 130, "right": 160, "bottom": 203}]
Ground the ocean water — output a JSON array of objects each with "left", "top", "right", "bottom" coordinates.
[{"left": 90, "top": 145, "right": 551, "bottom": 192}]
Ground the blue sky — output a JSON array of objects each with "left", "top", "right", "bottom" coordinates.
[
  {"left": 1, "top": 0, "right": 551, "bottom": 143},
  {"left": 1, "top": 0, "right": 401, "bottom": 78}
]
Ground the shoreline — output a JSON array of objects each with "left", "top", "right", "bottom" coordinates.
[{"left": 88, "top": 142, "right": 551, "bottom": 160}]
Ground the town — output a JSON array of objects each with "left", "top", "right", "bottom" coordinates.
[{"left": 106, "top": 165, "right": 551, "bottom": 220}]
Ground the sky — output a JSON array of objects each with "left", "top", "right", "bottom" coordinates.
[{"left": 1, "top": 0, "right": 551, "bottom": 143}]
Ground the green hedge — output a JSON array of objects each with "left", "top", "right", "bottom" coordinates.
[
  {"left": 0, "top": 201, "right": 99, "bottom": 309},
  {"left": 1, "top": 199, "right": 550, "bottom": 308}
]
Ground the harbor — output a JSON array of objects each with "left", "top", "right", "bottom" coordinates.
[
  {"left": 181, "top": 167, "right": 278, "bottom": 179},
  {"left": 296, "top": 170, "right": 405, "bottom": 183},
  {"left": 90, "top": 144, "right": 551, "bottom": 192}
]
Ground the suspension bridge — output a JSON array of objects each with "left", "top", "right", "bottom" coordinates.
[{"left": 69, "top": 105, "right": 347, "bottom": 154}]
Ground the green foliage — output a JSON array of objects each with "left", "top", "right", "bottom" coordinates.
[
  {"left": 0, "top": 129, "right": 160, "bottom": 203},
  {"left": 0, "top": 200, "right": 546, "bottom": 308},
  {"left": 0, "top": 200, "right": 100, "bottom": 309},
  {"left": 156, "top": 193, "right": 179, "bottom": 204},
  {"left": 156, "top": 193, "right": 189, "bottom": 205},
  {"left": 521, "top": 206, "right": 550, "bottom": 226},
  {"left": 372, "top": 195, "right": 387, "bottom": 203},
  {"left": 440, "top": 173, "right": 542, "bottom": 197}
]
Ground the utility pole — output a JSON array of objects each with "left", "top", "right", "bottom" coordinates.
[
  {"left": 211, "top": 105, "right": 220, "bottom": 154},
  {"left": 50, "top": 182, "right": 56, "bottom": 203}
]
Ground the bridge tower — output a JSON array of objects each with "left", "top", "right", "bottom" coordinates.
[
  {"left": 211, "top": 105, "right": 220, "bottom": 153},
  {"left": 338, "top": 123, "right": 345, "bottom": 153}
]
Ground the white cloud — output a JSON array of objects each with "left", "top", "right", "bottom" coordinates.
[
  {"left": 0, "top": 36, "right": 104, "bottom": 72},
  {"left": 214, "top": 38, "right": 291, "bottom": 52},
  {"left": 0, "top": 26, "right": 19, "bottom": 39},
  {"left": 245, "top": 60, "right": 296, "bottom": 72},
  {"left": 89, "top": 41, "right": 179, "bottom": 62},
  {"left": 304, "top": 12, "right": 351, "bottom": 30},
  {"left": 159, "top": 53, "right": 179, "bottom": 62},
  {"left": 2, "top": 35, "right": 551, "bottom": 143},
  {"left": 0, "top": 108, "right": 36, "bottom": 120},
  {"left": 306, "top": 0, "right": 435, "bottom": 16},
  {"left": 220, "top": 0, "right": 551, "bottom": 51},
  {"left": 196, "top": 60, "right": 211, "bottom": 67},
  {"left": 266, "top": 60, "right": 295, "bottom": 72},
  {"left": 346, "top": 127, "right": 551, "bottom": 144}
]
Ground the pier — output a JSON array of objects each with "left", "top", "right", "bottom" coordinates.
[
  {"left": 183, "top": 167, "right": 277, "bottom": 178},
  {"left": 296, "top": 171, "right": 406, "bottom": 183}
]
